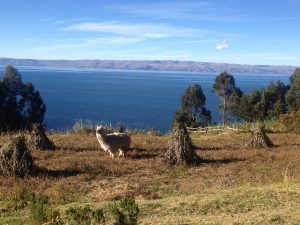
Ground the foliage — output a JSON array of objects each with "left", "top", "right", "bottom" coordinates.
[
  {"left": 109, "top": 197, "right": 139, "bottom": 225},
  {"left": 213, "top": 71, "right": 243, "bottom": 125},
  {"left": 66, "top": 205, "right": 93, "bottom": 225},
  {"left": 173, "top": 84, "right": 211, "bottom": 128},
  {"left": 27, "top": 190, "right": 49, "bottom": 225},
  {"left": 0, "top": 65, "right": 46, "bottom": 132},
  {"left": 279, "top": 109, "right": 300, "bottom": 133},
  {"left": 26, "top": 190, "right": 64, "bottom": 225},
  {"left": 66, "top": 205, "right": 105, "bottom": 225},
  {"left": 285, "top": 68, "right": 300, "bottom": 111},
  {"left": 239, "top": 81, "right": 288, "bottom": 122}
]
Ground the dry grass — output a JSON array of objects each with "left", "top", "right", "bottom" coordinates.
[{"left": 0, "top": 130, "right": 300, "bottom": 224}]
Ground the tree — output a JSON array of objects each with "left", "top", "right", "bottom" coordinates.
[
  {"left": 1, "top": 65, "right": 24, "bottom": 130},
  {"left": 213, "top": 71, "right": 242, "bottom": 125},
  {"left": 285, "top": 68, "right": 300, "bottom": 111},
  {"left": 0, "top": 65, "right": 46, "bottom": 131},
  {"left": 239, "top": 95, "right": 252, "bottom": 122},
  {"left": 173, "top": 84, "right": 211, "bottom": 128},
  {"left": 0, "top": 84, "right": 4, "bottom": 129},
  {"left": 265, "top": 81, "right": 288, "bottom": 118},
  {"left": 227, "top": 87, "right": 243, "bottom": 120},
  {"left": 239, "top": 80, "right": 289, "bottom": 122}
]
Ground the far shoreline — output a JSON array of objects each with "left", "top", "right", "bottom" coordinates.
[{"left": 0, "top": 57, "right": 296, "bottom": 75}]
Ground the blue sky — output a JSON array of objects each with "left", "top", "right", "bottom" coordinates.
[{"left": 0, "top": 0, "right": 300, "bottom": 66}]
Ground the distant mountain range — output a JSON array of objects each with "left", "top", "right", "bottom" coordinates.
[{"left": 0, "top": 57, "right": 296, "bottom": 74}]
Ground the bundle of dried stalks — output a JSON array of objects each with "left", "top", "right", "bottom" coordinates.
[
  {"left": 246, "top": 126, "right": 274, "bottom": 148},
  {"left": 0, "top": 134, "right": 35, "bottom": 177},
  {"left": 29, "top": 124, "right": 55, "bottom": 150},
  {"left": 163, "top": 122, "right": 200, "bottom": 165}
]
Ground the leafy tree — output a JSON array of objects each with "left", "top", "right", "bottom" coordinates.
[
  {"left": 227, "top": 87, "right": 243, "bottom": 120},
  {"left": 239, "top": 95, "right": 253, "bottom": 122},
  {"left": 173, "top": 84, "right": 211, "bottom": 128},
  {"left": 213, "top": 71, "right": 243, "bottom": 125},
  {"left": 0, "top": 65, "right": 46, "bottom": 131},
  {"left": 239, "top": 80, "right": 288, "bottom": 122},
  {"left": 265, "top": 81, "right": 288, "bottom": 117},
  {"left": 20, "top": 82, "right": 46, "bottom": 126},
  {"left": 1, "top": 65, "right": 24, "bottom": 130},
  {"left": 0, "top": 84, "right": 4, "bottom": 128},
  {"left": 285, "top": 68, "right": 300, "bottom": 111}
]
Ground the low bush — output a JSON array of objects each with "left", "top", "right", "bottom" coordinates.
[
  {"left": 65, "top": 197, "right": 139, "bottom": 225},
  {"left": 66, "top": 205, "right": 105, "bottom": 225},
  {"left": 279, "top": 109, "right": 300, "bottom": 133},
  {"left": 27, "top": 190, "right": 63, "bottom": 225},
  {"left": 109, "top": 197, "right": 139, "bottom": 225},
  {"left": 72, "top": 120, "right": 94, "bottom": 135}
]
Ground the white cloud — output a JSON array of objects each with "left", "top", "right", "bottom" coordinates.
[
  {"left": 215, "top": 41, "right": 229, "bottom": 50},
  {"left": 85, "top": 37, "right": 146, "bottom": 45},
  {"left": 32, "top": 36, "right": 146, "bottom": 51},
  {"left": 101, "top": 1, "right": 242, "bottom": 22},
  {"left": 63, "top": 22, "right": 205, "bottom": 38}
]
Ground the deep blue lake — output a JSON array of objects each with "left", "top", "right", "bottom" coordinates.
[{"left": 0, "top": 66, "right": 290, "bottom": 132}]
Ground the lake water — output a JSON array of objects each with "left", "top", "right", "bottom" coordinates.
[{"left": 0, "top": 66, "right": 290, "bottom": 132}]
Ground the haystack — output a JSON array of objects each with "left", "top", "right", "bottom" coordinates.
[
  {"left": 29, "top": 124, "right": 55, "bottom": 150},
  {"left": 0, "top": 134, "right": 35, "bottom": 177},
  {"left": 245, "top": 126, "right": 274, "bottom": 148},
  {"left": 163, "top": 122, "right": 200, "bottom": 165}
]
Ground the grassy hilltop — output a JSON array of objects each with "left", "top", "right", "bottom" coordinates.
[{"left": 0, "top": 126, "right": 300, "bottom": 224}]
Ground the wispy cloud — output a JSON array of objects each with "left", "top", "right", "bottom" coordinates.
[
  {"left": 215, "top": 41, "right": 229, "bottom": 50},
  {"left": 33, "top": 36, "right": 146, "bottom": 51},
  {"left": 100, "top": 1, "right": 242, "bottom": 22},
  {"left": 64, "top": 22, "right": 206, "bottom": 38}
]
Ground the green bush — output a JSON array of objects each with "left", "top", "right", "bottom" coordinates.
[
  {"left": 65, "top": 197, "right": 139, "bottom": 225},
  {"left": 8, "top": 187, "right": 29, "bottom": 211},
  {"left": 26, "top": 190, "right": 49, "bottom": 225},
  {"left": 109, "top": 197, "right": 139, "bottom": 225},
  {"left": 27, "top": 190, "right": 63, "bottom": 225},
  {"left": 66, "top": 205, "right": 105, "bottom": 225}
]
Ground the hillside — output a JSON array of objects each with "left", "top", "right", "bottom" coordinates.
[
  {"left": 0, "top": 129, "right": 300, "bottom": 224},
  {"left": 0, "top": 57, "right": 296, "bottom": 74}
]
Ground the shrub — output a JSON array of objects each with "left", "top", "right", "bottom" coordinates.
[
  {"left": 7, "top": 187, "right": 30, "bottom": 211},
  {"left": 26, "top": 190, "right": 64, "bottom": 225},
  {"left": 109, "top": 197, "right": 139, "bottom": 225},
  {"left": 66, "top": 205, "right": 104, "bottom": 225},
  {"left": 72, "top": 120, "right": 94, "bottom": 134},
  {"left": 26, "top": 190, "right": 49, "bottom": 225},
  {"left": 279, "top": 109, "right": 300, "bottom": 133}
]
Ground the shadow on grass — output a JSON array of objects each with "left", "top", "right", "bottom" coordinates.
[
  {"left": 201, "top": 158, "right": 246, "bottom": 164},
  {"left": 196, "top": 145, "right": 239, "bottom": 151},
  {"left": 128, "top": 147, "right": 159, "bottom": 159},
  {"left": 55, "top": 146, "right": 99, "bottom": 152},
  {"left": 35, "top": 167, "right": 82, "bottom": 178}
]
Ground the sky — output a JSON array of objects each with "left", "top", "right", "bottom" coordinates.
[{"left": 0, "top": 0, "right": 300, "bottom": 66}]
